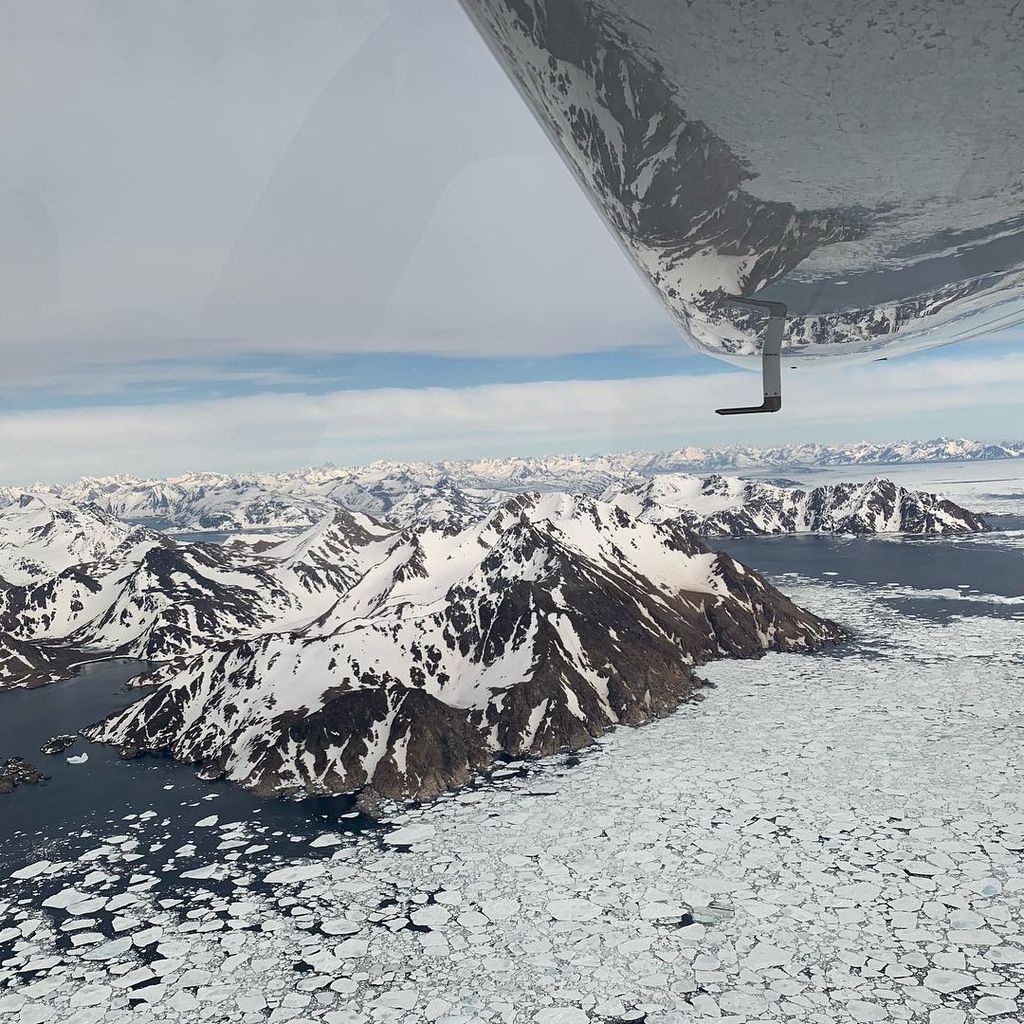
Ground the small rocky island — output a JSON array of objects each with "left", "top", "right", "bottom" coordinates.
[
  {"left": 0, "top": 755, "right": 48, "bottom": 794},
  {"left": 40, "top": 734, "right": 77, "bottom": 755}
]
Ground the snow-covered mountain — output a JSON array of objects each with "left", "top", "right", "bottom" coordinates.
[
  {"left": 0, "top": 470, "right": 986, "bottom": 692},
  {"left": 0, "top": 497, "right": 394, "bottom": 686},
  {"left": 607, "top": 475, "right": 988, "bottom": 537},
  {"left": 87, "top": 493, "right": 841, "bottom": 804},
  {"left": 0, "top": 488, "right": 845, "bottom": 805},
  {"left": 0, "top": 495, "right": 149, "bottom": 586},
  {"left": 0, "top": 438, "right": 1003, "bottom": 536}
]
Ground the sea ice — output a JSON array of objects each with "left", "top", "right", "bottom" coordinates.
[
  {"left": 2, "top": 576, "right": 1023, "bottom": 1023},
  {"left": 382, "top": 824, "right": 435, "bottom": 846}
]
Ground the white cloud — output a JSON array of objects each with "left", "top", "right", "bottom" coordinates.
[{"left": 3, "top": 351, "right": 1022, "bottom": 484}]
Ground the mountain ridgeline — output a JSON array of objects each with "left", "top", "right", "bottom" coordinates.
[
  {"left": 0, "top": 440, "right": 1001, "bottom": 535},
  {"left": 0, "top": 488, "right": 848, "bottom": 806}
]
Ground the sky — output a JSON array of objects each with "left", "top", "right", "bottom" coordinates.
[{"left": 1, "top": 0, "right": 1022, "bottom": 485}]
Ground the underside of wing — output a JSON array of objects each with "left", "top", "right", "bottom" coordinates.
[{"left": 460, "top": 0, "right": 1024, "bottom": 368}]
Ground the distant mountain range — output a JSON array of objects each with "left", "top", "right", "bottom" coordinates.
[
  {"left": 606, "top": 476, "right": 987, "bottom": 538},
  {"left": 0, "top": 437, "right": 1007, "bottom": 535}
]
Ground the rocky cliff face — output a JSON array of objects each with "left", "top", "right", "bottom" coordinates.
[
  {"left": 0, "top": 631, "right": 77, "bottom": 689},
  {"left": 87, "top": 494, "right": 841, "bottom": 805}
]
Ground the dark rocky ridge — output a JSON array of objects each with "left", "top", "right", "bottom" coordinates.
[
  {"left": 40, "top": 734, "right": 77, "bottom": 755},
  {"left": 0, "top": 630, "right": 82, "bottom": 690}
]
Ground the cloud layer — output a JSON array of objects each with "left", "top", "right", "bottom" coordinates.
[{"left": 4, "top": 350, "right": 1022, "bottom": 484}]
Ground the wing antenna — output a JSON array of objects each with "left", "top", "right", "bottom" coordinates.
[{"left": 716, "top": 297, "right": 787, "bottom": 415}]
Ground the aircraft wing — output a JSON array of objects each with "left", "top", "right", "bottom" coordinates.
[{"left": 459, "top": 0, "right": 1024, "bottom": 372}]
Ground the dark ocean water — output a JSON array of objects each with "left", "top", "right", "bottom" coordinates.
[
  {"left": 0, "top": 660, "right": 371, "bottom": 874},
  {"left": 717, "top": 516, "right": 1024, "bottom": 595}
]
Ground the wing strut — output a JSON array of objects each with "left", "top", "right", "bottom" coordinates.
[{"left": 716, "top": 297, "right": 787, "bottom": 415}]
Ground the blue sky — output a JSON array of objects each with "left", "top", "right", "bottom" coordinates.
[
  {"left": 3, "top": 332, "right": 1021, "bottom": 417},
  {"left": 1, "top": 0, "right": 1022, "bottom": 484}
]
